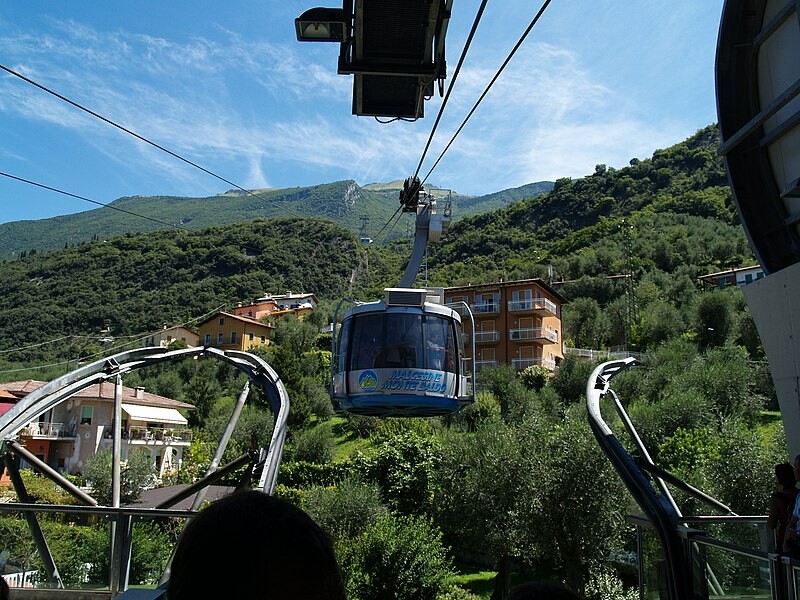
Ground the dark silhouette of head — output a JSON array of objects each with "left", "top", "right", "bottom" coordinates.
[
  {"left": 168, "top": 490, "right": 346, "bottom": 600},
  {"left": 508, "top": 581, "right": 580, "bottom": 600},
  {"left": 0, "top": 576, "right": 9, "bottom": 600},
  {"left": 776, "top": 462, "right": 797, "bottom": 489}
]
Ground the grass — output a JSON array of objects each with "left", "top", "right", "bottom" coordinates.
[
  {"left": 329, "top": 417, "right": 372, "bottom": 460},
  {"left": 448, "top": 563, "right": 556, "bottom": 599},
  {"left": 448, "top": 568, "right": 496, "bottom": 599},
  {"left": 756, "top": 410, "right": 782, "bottom": 439}
]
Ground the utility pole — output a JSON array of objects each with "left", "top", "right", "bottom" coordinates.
[{"left": 621, "top": 220, "right": 638, "bottom": 349}]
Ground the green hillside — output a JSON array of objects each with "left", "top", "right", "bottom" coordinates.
[
  {"left": 0, "top": 124, "right": 755, "bottom": 365},
  {"left": 0, "top": 180, "right": 553, "bottom": 260},
  {"left": 0, "top": 218, "right": 360, "bottom": 364}
]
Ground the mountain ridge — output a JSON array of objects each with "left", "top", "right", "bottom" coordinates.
[{"left": 0, "top": 180, "right": 554, "bottom": 260}]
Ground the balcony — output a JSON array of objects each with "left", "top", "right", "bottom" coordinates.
[
  {"left": 512, "top": 357, "right": 556, "bottom": 371},
  {"left": 475, "top": 360, "right": 499, "bottom": 372},
  {"left": 474, "top": 330, "right": 500, "bottom": 344},
  {"left": 127, "top": 426, "right": 193, "bottom": 444},
  {"left": 509, "top": 328, "right": 558, "bottom": 343},
  {"left": 470, "top": 302, "right": 500, "bottom": 316},
  {"left": 20, "top": 422, "right": 74, "bottom": 439},
  {"left": 507, "top": 298, "right": 558, "bottom": 316}
]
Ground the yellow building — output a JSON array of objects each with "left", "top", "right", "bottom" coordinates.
[{"left": 197, "top": 312, "right": 274, "bottom": 352}]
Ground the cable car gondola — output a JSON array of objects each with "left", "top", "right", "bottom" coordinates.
[{"left": 331, "top": 183, "right": 475, "bottom": 417}]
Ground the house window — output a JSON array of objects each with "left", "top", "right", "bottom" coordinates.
[
  {"left": 230, "top": 331, "right": 237, "bottom": 344},
  {"left": 217, "top": 333, "right": 224, "bottom": 344},
  {"left": 204, "top": 334, "right": 211, "bottom": 345},
  {"left": 249, "top": 333, "right": 254, "bottom": 341},
  {"left": 219, "top": 317, "right": 225, "bottom": 325},
  {"left": 80, "top": 405, "right": 93, "bottom": 425},
  {"left": 260, "top": 336, "right": 266, "bottom": 343}
]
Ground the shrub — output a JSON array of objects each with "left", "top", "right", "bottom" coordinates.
[
  {"left": 518, "top": 365, "right": 550, "bottom": 391},
  {"left": 292, "top": 423, "right": 335, "bottom": 464},
  {"left": 303, "top": 478, "right": 388, "bottom": 539},
  {"left": 354, "top": 432, "right": 442, "bottom": 515},
  {"left": 447, "top": 390, "right": 501, "bottom": 431},
  {"left": 340, "top": 514, "right": 453, "bottom": 600}
]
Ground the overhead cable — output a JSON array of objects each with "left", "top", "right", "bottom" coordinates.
[
  {"left": 421, "top": 0, "right": 553, "bottom": 186},
  {"left": 0, "top": 63, "right": 308, "bottom": 222},
  {"left": 413, "top": 0, "right": 489, "bottom": 181},
  {"left": 0, "top": 171, "right": 187, "bottom": 230}
]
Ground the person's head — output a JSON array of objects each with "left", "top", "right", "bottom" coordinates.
[
  {"left": 0, "top": 576, "right": 9, "bottom": 600},
  {"left": 793, "top": 455, "right": 800, "bottom": 481},
  {"left": 168, "top": 490, "right": 346, "bottom": 600},
  {"left": 777, "top": 462, "right": 797, "bottom": 488},
  {"left": 508, "top": 581, "right": 579, "bottom": 600}
]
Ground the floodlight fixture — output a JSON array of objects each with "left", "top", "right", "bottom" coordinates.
[{"left": 295, "top": 7, "right": 348, "bottom": 42}]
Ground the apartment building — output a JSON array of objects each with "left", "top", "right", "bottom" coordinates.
[
  {"left": 197, "top": 312, "right": 273, "bottom": 351},
  {"left": 143, "top": 325, "right": 199, "bottom": 348},
  {"left": 698, "top": 264, "right": 765, "bottom": 290},
  {"left": 444, "top": 278, "right": 565, "bottom": 372},
  {"left": 233, "top": 291, "right": 318, "bottom": 321},
  {"left": 0, "top": 380, "right": 194, "bottom": 481}
]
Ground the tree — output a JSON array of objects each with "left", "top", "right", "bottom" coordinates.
[
  {"left": 83, "top": 448, "right": 155, "bottom": 505},
  {"left": 339, "top": 514, "right": 453, "bottom": 600},
  {"left": 563, "top": 297, "right": 606, "bottom": 349},
  {"left": 693, "top": 292, "right": 733, "bottom": 349}
]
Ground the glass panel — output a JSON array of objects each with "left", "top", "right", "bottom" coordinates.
[
  {"left": 349, "top": 313, "right": 384, "bottom": 370},
  {"left": 701, "top": 543, "right": 771, "bottom": 597},
  {"left": 425, "top": 315, "right": 457, "bottom": 373},
  {"left": 336, "top": 318, "right": 351, "bottom": 373},
  {"left": 375, "top": 313, "right": 422, "bottom": 369},
  {"left": 640, "top": 527, "right": 668, "bottom": 599}
]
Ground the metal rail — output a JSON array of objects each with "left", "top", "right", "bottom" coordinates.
[{"left": 0, "top": 345, "right": 290, "bottom": 597}]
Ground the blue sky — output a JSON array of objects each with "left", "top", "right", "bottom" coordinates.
[{"left": 0, "top": 1, "right": 725, "bottom": 225}]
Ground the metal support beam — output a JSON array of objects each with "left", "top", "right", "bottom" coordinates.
[
  {"left": 8, "top": 441, "right": 97, "bottom": 506},
  {"left": 4, "top": 450, "right": 63, "bottom": 588}
]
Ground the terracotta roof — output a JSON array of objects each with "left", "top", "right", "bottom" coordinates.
[
  {"left": 444, "top": 277, "right": 566, "bottom": 303},
  {"left": 198, "top": 311, "right": 274, "bottom": 329},
  {"left": 0, "top": 380, "right": 194, "bottom": 410}
]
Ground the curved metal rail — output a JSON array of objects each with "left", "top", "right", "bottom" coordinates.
[
  {"left": 586, "top": 358, "right": 711, "bottom": 600},
  {"left": 0, "top": 345, "right": 289, "bottom": 596}
]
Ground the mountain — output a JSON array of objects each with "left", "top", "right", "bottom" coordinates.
[
  {"left": 0, "top": 180, "right": 553, "bottom": 260},
  {"left": 0, "top": 219, "right": 360, "bottom": 364},
  {"left": 0, "top": 124, "right": 755, "bottom": 367}
]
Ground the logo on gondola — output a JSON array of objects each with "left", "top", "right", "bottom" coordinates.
[{"left": 358, "top": 370, "right": 378, "bottom": 391}]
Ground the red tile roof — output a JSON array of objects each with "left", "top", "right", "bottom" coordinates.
[{"left": 0, "top": 380, "right": 194, "bottom": 410}]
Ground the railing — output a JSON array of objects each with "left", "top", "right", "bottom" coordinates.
[
  {"left": 631, "top": 514, "right": 794, "bottom": 599},
  {"left": 509, "top": 328, "right": 558, "bottom": 343},
  {"left": 511, "top": 357, "right": 556, "bottom": 370},
  {"left": 127, "top": 427, "right": 193, "bottom": 443},
  {"left": 475, "top": 360, "right": 498, "bottom": 372},
  {"left": 566, "top": 347, "right": 647, "bottom": 362},
  {"left": 508, "top": 297, "right": 558, "bottom": 315},
  {"left": 474, "top": 330, "right": 500, "bottom": 343},
  {"left": 470, "top": 303, "right": 499, "bottom": 315},
  {"left": 20, "top": 422, "right": 72, "bottom": 439}
]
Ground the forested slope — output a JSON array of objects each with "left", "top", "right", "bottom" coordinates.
[{"left": 0, "top": 219, "right": 360, "bottom": 363}]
